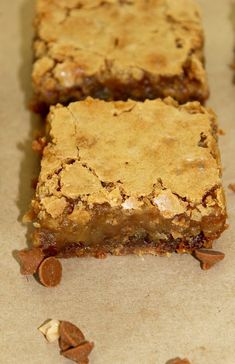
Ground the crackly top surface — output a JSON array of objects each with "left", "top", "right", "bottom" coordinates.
[
  {"left": 33, "top": 0, "right": 206, "bottom": 86},
  {"left": 35, "top": 97, "right": 224, "bottom": 220}
]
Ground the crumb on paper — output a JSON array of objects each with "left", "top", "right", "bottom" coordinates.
[
  {"left": 228, "top": 184, "right": 235, "bottom": 193},
  {"left": 218, "top": 128, "right": 225, "bottom": 135}
]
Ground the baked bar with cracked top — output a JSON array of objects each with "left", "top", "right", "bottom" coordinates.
[
  {"left": 32, "top": 0, "right": 209, "bottom": 110},
  {"left": 30, "top": 97, "right": 226, "bottom": 258}
]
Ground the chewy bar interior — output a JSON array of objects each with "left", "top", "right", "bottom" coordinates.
[
  {"left": 32, "top": 0, "right": 208, "bottom": 109},
  {"left": 31, "top": 98, "right": 226, "bottom": 258}
]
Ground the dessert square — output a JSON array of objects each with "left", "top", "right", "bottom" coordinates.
[
  {"left": 32, "top": 0, "right": 209, "bottom": 110},
  {"left": 30, "top": 98, "right": 226, "bottom": 257}
]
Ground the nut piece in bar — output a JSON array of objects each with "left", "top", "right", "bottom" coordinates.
[
  {"left": 32, "top": 0, "right": 208, "bottom": 109},
  {"left": 194, "top": 249, "right": 225, "bottom": 270},
  {"left": 30, "top": 98, "right": 226, "bottom": 259}
]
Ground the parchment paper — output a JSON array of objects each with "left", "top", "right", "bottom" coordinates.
[{"left": 1, "top": 1, "right": 235, "bottom": 363}]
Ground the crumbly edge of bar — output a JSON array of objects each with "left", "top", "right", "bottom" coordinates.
[
  {"left": 31, "top": 59, "right": 209, "bottom": 113},
  {"left": 33, "top": 229, "right": 213, "bottom": 258}
]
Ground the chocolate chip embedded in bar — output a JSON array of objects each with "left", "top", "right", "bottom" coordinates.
[
  {"left": 32, "top": 0, "right": 208, "bottom": 110},
  {"left": 29, "top": 97, "right": 226, "bottom": 259}
]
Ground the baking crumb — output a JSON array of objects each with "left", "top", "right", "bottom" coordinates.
[
  {"left": 228, "top": 184, "right": 235, "bottom": 193},
  {"left": 32, "top": 136, "right": 46, "bottom": 154},
  {"left": 218, "top": 128, "right": 225, "bottom": 136}
]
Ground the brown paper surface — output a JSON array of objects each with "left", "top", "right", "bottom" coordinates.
[{"left": 0, "top": 1, "right": 235, "bottom": 363}]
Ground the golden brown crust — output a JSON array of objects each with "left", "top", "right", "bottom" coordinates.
[
  {"left": 32, "top": 0, "right": 209, "bottom": 106},
  {"left": 31, "top": 98, "right": 226, "bottom": 255}
]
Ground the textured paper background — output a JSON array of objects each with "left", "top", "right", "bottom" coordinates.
[{"left": 1, "top": 1, "right": 235, "bottom": 363}]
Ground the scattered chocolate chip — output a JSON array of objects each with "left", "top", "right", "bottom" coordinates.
[
  {"left": 59, "top": 321, "right": 85, "bottom": 351},
  {"left": 166, "top": 358, "right": 191, "bottom": 364},
  {"left": 38, "top": 257, "right": 62, "bottom": 287},
  {"left": 230, "top": 63, "right": 235, "bottom": 70},
  {"left": 59, "top": 337, "right": 71, "bottom": 352},
  {"left": 61, "top": 341, "right": 94, "bottom": 363},
  {"left": 194, "top": 249, "right": 225, "bottom": 270},
  {"left": 18, "top": 247, "right": 45, "bottom": 275},
  {"left": 228, "top": 183, "right": 235, "bottom": 193}
]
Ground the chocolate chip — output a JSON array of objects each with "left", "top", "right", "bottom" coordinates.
[
  {"left": 38, "top": 257, "right": 62, "bottom": 287},
  {"left": 61, "top": 341, "right": 94, "bottom": 363},
  {"left": 18, "top": 247, "right": 45, "bottom": 275},
  {"left": 166, "top": 358, "right": 191, "bottom": 364},
  {"left": 59, "top": 337, "right": 71, "bottom": 352},
  {"left": 194, "top": 249, "right": 225, "bottom": 270},
  {"left": 59, "top": 321, "right": 85, "bottom": 351}
]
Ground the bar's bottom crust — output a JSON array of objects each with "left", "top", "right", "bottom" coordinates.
[{"left": 37, "top": 232, "right": 212, "bottom": 259}]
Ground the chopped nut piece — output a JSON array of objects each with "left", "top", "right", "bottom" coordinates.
[
  {"left": 59, "top": 321, "right": 85, "bottom": 351},
  {"left": 194, "top": 249, "right": 225, "bottom": 270},
  {"left": 61, "top": 341, "right": 94, "bottom": 363},
  {"left": 38, "top": 257, "right": 62, "bottom": 287},
  {"left": 166, "top": 358, "right": 191, "bottom": 364},
  {"left": 38, "top": 319, "right": 60, "bottom": 343},
  {"left": 228, "top": 183, "right": 235, "bottom": 193},
  {"left": 18, "top": 247, "right": 45, "bottom": 275}
]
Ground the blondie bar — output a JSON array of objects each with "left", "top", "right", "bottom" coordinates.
[
  {"left": 32, "top": 0, "right": 209, "bottom": 110},
  {"left": 30, "top": 98, "right": 226, "bottom": 257}
]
